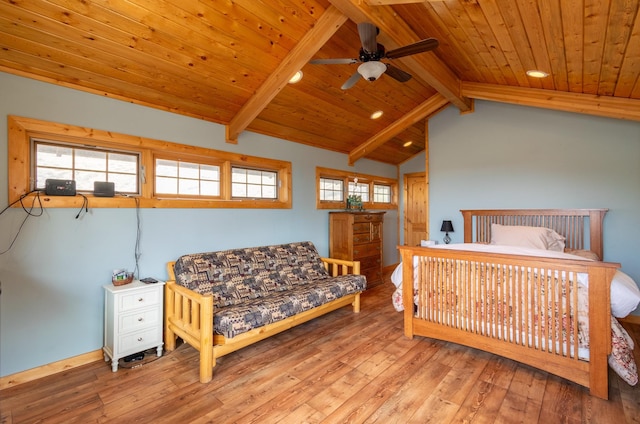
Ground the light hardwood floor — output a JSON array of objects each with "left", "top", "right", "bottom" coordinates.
[{"left": 1, "top": 278, "right": 639, "bottom": 423}]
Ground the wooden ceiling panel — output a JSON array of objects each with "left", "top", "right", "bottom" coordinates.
[{"left": 0, "top": 0, "right": 637, "bottom": 165}]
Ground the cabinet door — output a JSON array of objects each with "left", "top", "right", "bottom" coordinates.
[{"left": 329, "top": 214, "right": 353, "bottom": 259}]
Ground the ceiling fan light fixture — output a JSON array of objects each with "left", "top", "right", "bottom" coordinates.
[
  {"left": 370, "top": 110, "right": 383, "bottom": 119},
  {"left": 358, "top": 61, "right": 386, "bottom": 81},
  {"left": 288, "top": 70, "right": 303, "bottom": 84},
  {"left": 526, "top": 69, "right": 549, "bottom": 78}
]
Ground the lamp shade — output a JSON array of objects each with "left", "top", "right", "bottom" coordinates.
[
  {"left": 358, "top": 61, "right": 386, "bottom": 81},
  {"left": 440, "top": 220, "right": 454, "bottom": 233}
]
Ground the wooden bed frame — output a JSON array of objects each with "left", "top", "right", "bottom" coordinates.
[{"left": 398, "top": 209, "right": 619, "bottom": 399}]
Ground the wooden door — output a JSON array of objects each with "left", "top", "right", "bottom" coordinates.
[{"left": 404, "top": 172, "right": 428, "bottom": 246}]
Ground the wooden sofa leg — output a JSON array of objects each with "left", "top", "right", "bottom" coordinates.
[
  {"left": 199, "top": 295, "right": 215, "bottom": 383},
  {"left": 165, "top": 326, "right": 176, "bottom": 352},
  {"left": 164, "top": 284, "right": 176, "bottom": 352},
  {"left": 353, "top": 293, "right": 361, "bottom": 313},
  {"left": 200, "top": 344, "right": 214, "bottom": 383}
]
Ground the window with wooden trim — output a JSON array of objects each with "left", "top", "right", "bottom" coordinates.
[
  {"left": 231, "top": 167, "right": 278, "bottom": 199},
  {"left": 319, "top": 177, "right": 344, "bottom": 202},
  {"left": 155, "top": 157, "right": 221, "bottom": 197},
  {"left": 8, "top": 116, "right": 292, "bottom": 209},
  {"left": 34, "top": 139, "right": 140, "bottom": 195},
  {"left": 316, "top": 167, "right": 397, "bottom": 210},
  {"left": 373, "top": 184, "right": 392, "bottom": 203}
]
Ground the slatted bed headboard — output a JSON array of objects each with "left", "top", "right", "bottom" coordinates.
[{"left": 460, "top": 209, "right": 608, "bottom": 260}]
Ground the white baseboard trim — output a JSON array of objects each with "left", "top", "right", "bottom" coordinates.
[{"left": 0, "top": 349, "right": 103, "bottom": 390}]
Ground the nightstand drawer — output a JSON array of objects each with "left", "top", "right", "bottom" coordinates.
[
  {"left": 119, "top": 328, "right": 161, "bottom": 354},
  {"left": 119, "top": 289, "right": 160, "bottom": 311},
  {"left": 118, "top": 308, "right": 160, "bottom": 333}
]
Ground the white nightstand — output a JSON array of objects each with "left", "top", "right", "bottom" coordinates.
[{"left": 103, "top": 280, "right": 165, "bottom": 372}]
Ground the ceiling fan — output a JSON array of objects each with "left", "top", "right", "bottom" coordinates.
[{"left": 310, "top": 23, "right": 439, "bottom": 90}]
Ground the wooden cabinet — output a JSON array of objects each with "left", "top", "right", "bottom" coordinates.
[
  {"left": 329, "top": 212, "right": 384, "bottom": 286},
  {"left": 103, "top": 280, "right": 165, "bottom": 372}
]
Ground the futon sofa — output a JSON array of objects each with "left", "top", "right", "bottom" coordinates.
[{"left": 164, "top": 241, "right": 366, "bottom": 383}]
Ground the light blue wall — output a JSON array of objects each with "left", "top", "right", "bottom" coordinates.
[
  {"left": 401, "top": 100, "right": 640, "bottom": 315},
  {"left": 0, "top": 72, "right": 398, "bottom": 376}
]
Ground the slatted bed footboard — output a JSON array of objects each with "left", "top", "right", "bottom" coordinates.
[
  {"left": 399, "top": 246, "right": 618, "bottom": 399},
  {"left": 398, "top": 208, "right": 624, "bottom": 399}
]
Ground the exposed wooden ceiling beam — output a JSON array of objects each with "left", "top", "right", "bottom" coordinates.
[
  {"left": 225, "top": 5, "right": 348, "bottom": 143},
  {"left": 329, "top": 0, "right": 472, "bottom": 113},
  {"left": 462, "top": 82, "right": 640, "bottom": 122},
  {"left": 348, "top": 93, "right": 450, "bottom": 165}
]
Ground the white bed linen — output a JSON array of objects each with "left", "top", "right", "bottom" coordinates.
[{"left": 391, "top": 243, "right": 640, "bottom": 318}]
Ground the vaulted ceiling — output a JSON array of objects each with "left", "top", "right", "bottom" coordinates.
[{"left": 1, "top": 0, "right": 638, "bottom": 165}]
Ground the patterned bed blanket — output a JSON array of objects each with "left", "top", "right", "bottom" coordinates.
[{"left": 391, "top": 249, "right": 638, "bottom": 386}]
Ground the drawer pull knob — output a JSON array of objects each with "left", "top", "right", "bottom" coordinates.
[
  {"left": 138, "top": 298, "right": 144, "bottom": 302},
  {"left": 138, "top": 337, "right": 143, "bottom": 342},
  {"left": 138, "top": 317, "right": 143, "bottom": 322}
]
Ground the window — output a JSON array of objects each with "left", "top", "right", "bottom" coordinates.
[
  {"left": 231, "top": 167, "right": 277, "bottom": 199},
  {"left": 34, "top": 139, "right": 139, "bottom": 194},
  {"left": 155, "top": 158, "right": 220, "bottom": 197},
  {"left": 316, "top": 167, "right": 397, "bottom": 210},
  {"left": 348, "top": 181, "right": 370, "bottom": 201},
  {"left": 319, "top": 177, "right": 344, "bottom": 202},
  {"left": 373, "top": 184, "right": 392, "bottom": 203},
  {"left": 8, "top": 116, "right": 292, "bottom": 209}
]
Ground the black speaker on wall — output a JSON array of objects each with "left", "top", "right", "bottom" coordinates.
[
  {"left": 94, "top": 181, "right": 115, "bottom": 197},
  {"left": 45, "top": 179, "right": 76, "bottom": 196}
]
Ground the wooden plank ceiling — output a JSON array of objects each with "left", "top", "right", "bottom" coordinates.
[{"left": 1, "top": 0, "right": 638, "bottom": 165}]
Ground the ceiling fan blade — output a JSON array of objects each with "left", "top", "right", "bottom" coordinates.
[
  {"left": 385, "top": 38, "right": 439, "bottom": 59},
  {"left": 309, "top": 58, "right": 359, "bottom": 65},
  {"left": 357, "top": 22, "right": 378, "bottom": 53},
  {"left": 385, "top": 64, "right": 412, "bottom": 82},
  {"left": 341, "top": 71, "right": 362, "bottom": 90}
]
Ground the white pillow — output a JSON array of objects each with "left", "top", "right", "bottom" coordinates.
[
  {"left": 490, "top": 224, "right": 566, "bottom": 252},
  {"left": 611, "top": 270, "right": 640, "bottom": 318}
]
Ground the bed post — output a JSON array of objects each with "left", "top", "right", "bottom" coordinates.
[
  {"left": 400, "top": 247, "right": 415, "bottom": 339},
  {"left": 589, "top": 209, "right": 607, "bottom": 260},
  {"left": 461, "top": 210, "right": 473, "bottom": 243},
  {"left": 587, "top": 263, "right": 617, "bottom": 399}
]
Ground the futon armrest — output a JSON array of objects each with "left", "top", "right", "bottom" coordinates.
[{"left": 320, "top": 257, "right": 360, "bottom": 276}]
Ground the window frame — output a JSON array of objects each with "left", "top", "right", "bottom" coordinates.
[
  {"left": 315, "top": 167, "right": 397, "bottom": 210},
  {"left": 32, "top": 138, "right": 142, "bottom": 195},
  {"left": 8, "top": 116, "right": 292, "bottom": 209}
]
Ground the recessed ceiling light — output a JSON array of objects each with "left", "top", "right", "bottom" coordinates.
[
  {"left": 288, "top": 70, "right": 303, "bottom": 84},
  {"left": 370, "top": 110, "right": 383, "bottom": 119},
  {"left": 403, "top": 141, "right": 413, "bottom": 148},
  {"left": 526, "top": 70, "right": 549, "bottom": 78}
]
